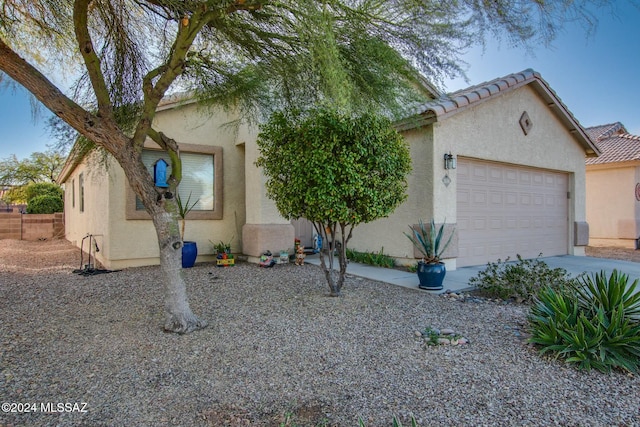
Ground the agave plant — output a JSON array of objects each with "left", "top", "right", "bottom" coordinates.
[
  {"left": 176, "top": 192, "right": 198, "bottom": 241},
  {"left": 404, "top": 219, "right": 454, "bottom": 264}
]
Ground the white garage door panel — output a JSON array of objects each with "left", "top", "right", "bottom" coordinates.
[{"left": 457, "top": 159, "right": 568, "bottom": 267}]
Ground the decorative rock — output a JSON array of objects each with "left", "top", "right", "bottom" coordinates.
[
  {"left": 420, "top": 325, "right": 469, "bottom": 347},
  {"left": 414, "top": 331, "right": 423, "bottom": 337}
]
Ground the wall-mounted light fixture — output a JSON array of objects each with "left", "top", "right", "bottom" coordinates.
[{"left": 444, "top": 152, "right": 457, "bottom": 170}]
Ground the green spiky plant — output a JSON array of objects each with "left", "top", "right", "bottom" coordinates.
[
  {"left": 528, "top": 270, "right": 640, "bottom": 373},
  {"left": 404, "top": 219, "right": 454, "bottom": 264},
  {"left": 575, "top": 270, "right": 640, "bottom": 321},
  {"left": 176, "top": 192, "right": 198, "bottom": 241}
]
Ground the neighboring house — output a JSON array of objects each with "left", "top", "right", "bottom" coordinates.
[
  {"left": 58, "top": 69, "right": 599, "bottom": 270},
  {"left": 585, "top": 122, "right": 640, "bottom": 248}
]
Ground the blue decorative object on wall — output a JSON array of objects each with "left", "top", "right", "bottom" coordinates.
[{"left": 154, "top": 159, "right": 169, "bottom": 188}]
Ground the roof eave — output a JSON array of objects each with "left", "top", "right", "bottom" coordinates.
[
  {"left": 400, "top": 69, "right": 601, "bottom": 157},
  {"left": 56, "top": 142, "right": 89, "bottom": 184},
  {"left": 529, "top": 78, "right": 601, "bottom": 157},
  {"left": 586, "top": 159, "right": 640, "bottom": 169}
]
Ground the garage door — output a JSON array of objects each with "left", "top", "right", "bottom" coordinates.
[{"left": 457, "top": 158, "right": 568, "bottom": 267}]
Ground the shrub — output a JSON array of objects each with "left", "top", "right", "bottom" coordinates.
[
  {"left": 469, "top": 254, "right": 577, "bottom": 302},
  {"left": 346, "top": 247, "right": 395, "bottom": 268},
  {"left": 26, "top": 194, "right": 64, "bottom": 214},
  {"left": 528, "top": 270, "right": 640, "bottom": 373},
  {"left": 24, "top": 182, "right": 63, "bottom": 202}
]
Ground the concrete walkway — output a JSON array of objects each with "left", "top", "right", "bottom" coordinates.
[{"left": 305, "top": 254, "right": 640, "bottom": 294}]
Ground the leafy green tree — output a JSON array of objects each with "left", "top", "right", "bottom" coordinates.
[
  {"left": 0, "top": 0, "right": 614, "bottom": 332},
  {"left": 3, "top": 181, "right": 64, "bottom": 209},
  {"left": 0, "top": 149, "right": 66, "bottom": 205},
  {"left": 257, "top": 107, "right": 412, "bottom": 296},
  {"left": 1, "top": 186, "right": 27, "bottom": 206},
  {"left": 26, "top": 194, "right": 64, "bottom": 214},
  {"left": 0, "top": 149, "right": 66, "bottom": 186},
  {"left": 24, "top": 182, "right": 63, "bottom": 202}
]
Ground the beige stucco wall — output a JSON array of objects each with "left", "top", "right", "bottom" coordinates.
[
  {"left": 586, "top": 163, "right": 640, "bottom": 247},
  {"left": 348, "top": 126, "right": 435, "bottom": 265},
  {"left": 349, "top": 85, "right": 590, "bottom": 267},
  {"left": 240, "top": 123, "right": 290, "bottom": 225},
  {"left": 63, "top": 103, "right": 248, "bottom": 269},
  {"left": 239, "top": 120, "right": 294, "bottom": 259},
  {"left": 61, "top": 151, "right": 114, "bottom": 268}
]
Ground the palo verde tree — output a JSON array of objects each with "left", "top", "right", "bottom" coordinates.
[
  {"left": 257, "top": 107, "right": 411, "bottom": 296},
  {"left": 0, "top": 0, "right": 615, "bottom": 332}
]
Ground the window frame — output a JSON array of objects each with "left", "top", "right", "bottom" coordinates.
[
  {"left": 79, "top": 173, "right": 84, "bottom": 213},
  {"left": 126, "top": 142, "right": 223, "bottom": 220}
]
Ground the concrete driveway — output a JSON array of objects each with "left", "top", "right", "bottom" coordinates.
[
  {"left": 443, "top": 255, "right": 640, "bottom": 294},
  {"left": 306, "top": 254, "right": 640, "bottom": 293}
]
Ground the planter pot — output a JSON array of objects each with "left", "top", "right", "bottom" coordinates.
[
  {"left": 417, "top": 261, "right": 446, "bottom": 290},
  {"left": 182, "top": 241, "right": 198, "bottom": 268}
]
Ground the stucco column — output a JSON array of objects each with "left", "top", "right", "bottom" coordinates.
[
  {"left": 242, "top": 135, "right": 294, "bottom": 259},
  {"left": 432, "top": 125, "right": 458, "bottom": 269}
]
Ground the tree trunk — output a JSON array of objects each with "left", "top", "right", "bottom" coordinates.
[
  {"left": 0, "top": 36, "right": 208, "bottom": 334},
  {"left": 314, "top": 221, "right": 343, "bottom": 297},
  {"left": 151, "top": 203, "right": 208, "bottom": 333}
]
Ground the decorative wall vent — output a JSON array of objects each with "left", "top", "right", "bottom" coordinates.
[{"left": 519, "top": 111, "right": 533, "bottom": 135}]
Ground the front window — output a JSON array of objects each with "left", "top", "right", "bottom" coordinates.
[
  {"left": 126, "top": 143, "right": 222, "bottom": 220},
  {"left": 137, "top": 150, "right": 214, "bottom": 211}
]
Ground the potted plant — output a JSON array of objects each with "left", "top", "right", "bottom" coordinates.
[
  {"left": 212, "top": 241, "right": 227, "bottom": 256},
  {"left": 177, "top": 192, "right": 198, "bottom": 268},
  {"left": 405, "top": 219, "right": 454, "bottom": 290},
  {"left": 211, "top": 240, "right": 234, "bottom": 267}
]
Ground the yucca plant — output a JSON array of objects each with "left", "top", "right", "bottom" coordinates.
[
  {"left": 529, "top": 286, "right": 580, "bottom": 351},
  {"left": 404, "top": 219, "right": 454, "bottom": 264},
  {"left": 528, "top": 270, "right": 640, "bottom": 373},
  {"left": 574, "top": 270, "right": 640, "bottom": 321}
]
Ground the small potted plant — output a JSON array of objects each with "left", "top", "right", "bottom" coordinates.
[
  {"left": 404, "top": 219, "right": 454, "bottom": 290},
  {"left": 212, "top": 240, "right": 234, "bottom": 267},
  {"left": 177, "top": 192, "right": 198, "bottom": 268}
]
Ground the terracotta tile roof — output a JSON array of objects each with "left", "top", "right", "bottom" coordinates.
[
  {"left": 585, "top": 122, "right": 627, "bottom": 142},
  {"left": 397, "top": 69, "right": 599, "bottom": 156},
  {"left": 585, "top": 123, "right": 640, "bottom": 165}
]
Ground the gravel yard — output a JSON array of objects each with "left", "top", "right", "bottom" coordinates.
[{"left": 1, "top": 239, "right": 639, "bottom": 426}]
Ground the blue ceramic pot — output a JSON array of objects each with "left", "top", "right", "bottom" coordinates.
[
  {"left": 182, "top": 241, "right": 198, "bottom": 268},
  {"left": 417, "top": 261, "right": 446, "bottom": 290}
]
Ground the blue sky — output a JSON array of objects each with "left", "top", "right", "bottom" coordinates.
[
  {"left": 0, "top": 2, "right": 638, "bottom": 160},
  {"left": 442, "top": 2, "right": 640, "bottom": 136}
]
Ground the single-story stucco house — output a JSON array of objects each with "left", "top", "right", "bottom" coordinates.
[
  {"left": 585, "top": 122, "right": 640, "bottom": 248},
  {"left": 57, "top": 68, "right": 600, "bottom": 270}
]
